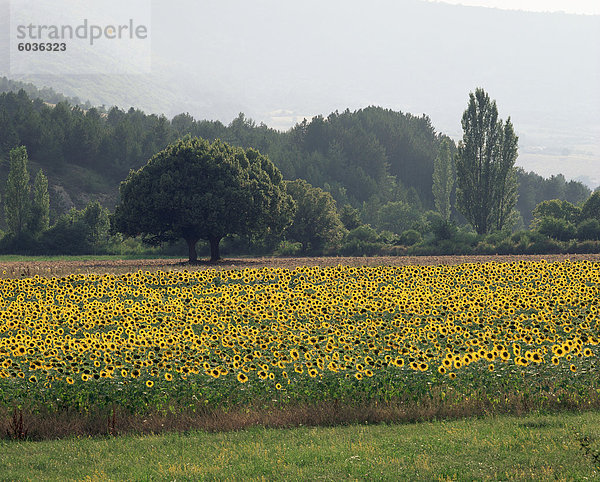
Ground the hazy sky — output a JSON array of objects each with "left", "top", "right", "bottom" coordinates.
[
  {"left": 425, "top": 0, "right": 600, "bottom": 14},
  {"left": 1, "top": 0, "right": 598, "bottom": 186}
]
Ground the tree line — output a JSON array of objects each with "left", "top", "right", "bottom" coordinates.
[
  {"left": 109, "top": 88, "right": 600, "bottom": 262},
  {"left": 1, "top": 82, "right": 592, "bottom": 219},
  {"left": 0, "top": 80, "right": 598, "bottom": 259}
]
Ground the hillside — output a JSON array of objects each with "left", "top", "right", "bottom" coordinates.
[{"left": 2, "top": 0, "right": 598, "bottom": 187}]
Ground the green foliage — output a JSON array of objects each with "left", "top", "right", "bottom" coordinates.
[
  {"left": 580, "top": 191, "right": 600, "bottom": 222},
  {"left": 431, "top": 218, "right": 458, "bottom": 242},
  {"left": 284, "top": 179, "right": 345, "bottom": 253},
  {"left": 455, "top": 88, "right": 519, "bottom": 234},
  {"left": 375, "top": 201, "right": 421, "bottom": 235},
  {"left": 4, "top": 146, "right": 30, "bottom": 236},
  {"left": 516, "top": 171, "right": 590, "bottom": 228},
  {"left": 532, "top": 199, "right": 580, "bottom": 226},
  {"left": 339, "top": 204, "right": 361, "bottom": 230},
  {"left": 38, "top": 202, "right": 111, "bottom": 255},
  {"left": 377, "top": 230, "right": 401, "bottom": 246},
  {"left": 432, "top": 138, "right": 455, "bottom": 221},
  {"left": 113, "top": 137, "right": 293, "bottom": 262},
  {"left": 1, "top": 86, "right": 593, "bottom": 242},
  {"left": 536, "top": 216, "right": 577, "bottom": 242},
  {"left": 82, "top": 201, "right": 110, "bottom": 252},
  {"left": 340, "top": 225, "right": 385, "bottom": 255},
  {"left": 576, "top": 219, "right": 600, "bottom": 241},
  {"left": 1, "top": 85, "right": 597, "bottom": 256},
  {"left": 29, "top": 170, "right": 50, "bottom": 236},
  {"left": 274, "top": 240, "right": 303, "bottom": 256},
  {"left": 399, "top": 229, "right": 422, "bottom": 246},
  {"left": 41, "top": 213, "right": 93, "bottom": 255}
]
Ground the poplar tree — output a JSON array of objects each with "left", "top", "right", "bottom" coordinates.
[
  {"left": 5, "top": 146, "right": 31, "bottom": 236},
  {"left": 432, "top": 138, "right": 455, "bottom": 221},
  {"left": 455, "top": 88, "right": 518, "bottom": 234},
  {"left": 30, "top": 169, "right": 50, "bottom": 235}
]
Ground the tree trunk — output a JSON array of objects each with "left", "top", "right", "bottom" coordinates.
[
  {"left": 186, "top": 238, "right": 198, "bottom": 263},
  {"left": 209, "top": 236, "right": 222, "bottom": 262}
]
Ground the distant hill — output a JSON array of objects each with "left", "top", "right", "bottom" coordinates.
[{"left": 2, "top": 0, "right": 598, "bottom": 187}]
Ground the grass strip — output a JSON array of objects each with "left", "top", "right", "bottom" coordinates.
[{"left": 1, "top": 411, "right": 599, "bottom": 480}]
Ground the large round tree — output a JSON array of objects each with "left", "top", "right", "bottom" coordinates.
[{"left": 112, "top": 136, "right": 293, "bottom": 262}]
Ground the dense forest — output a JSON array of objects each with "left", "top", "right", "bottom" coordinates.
[{"left": 0, "top": 77, "right": 597, "bottom": 257}]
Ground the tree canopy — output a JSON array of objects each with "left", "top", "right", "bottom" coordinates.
[
  {"left": 456, "top": 88, "right": 519, "bottom": 234},
  {"left": 432, "top": 138, "right": 455, "bottom": 221},
  {"left": 112, "top": 136, "right": 293, "bottom": 262},
  {"left": 4, "top": 146, "right": 31, "bottom": 237},
  {"left": 283, "top": 179, "right": 345, "bottom": 253}
]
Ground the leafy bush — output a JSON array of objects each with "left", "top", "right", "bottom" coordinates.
[
  {"left": 565, "top": 240, "right": 600, "bottom": 254},
  {"left": 345, "top": 225, "right": 380, "bottom": 243},
  {"left": 580, "top": 191, "right": 600, "bottom": 222},
  {"left": 524, "top": 231, "right": 563, "bottom": 254},
  {"left": 473, "top": 241, "right": 497, "bottom": 255},
  {"left": 340, "top": 227, "right": 384, "bottom": 255},
  {"left": 532, "top": 199, "right": 580, "bottom": 225},
  {"left": 576, "top": 219, "right": 600, "bottom": 241},
  {"left": 377, "top": 230, "right": 401, "bottom": 246},
  {"left": 537, "top": 216, "right": 577, "bottom": 241},
  {"left": 431, "top": 218, "right": 457, "bottom": 242},
  {"left": 375, "top": 201, "right": 422, "bottom": 235},
  {"left": 274, "top": 240, "right": 303, "bottom": 256},
  {"left": 0, "top": 232, "right": 42, "bottom": 255},
  {"left": 399, "top": 229, "right": 422, "bottom": 246}
]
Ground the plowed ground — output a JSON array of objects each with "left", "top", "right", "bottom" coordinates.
[{"left": 2, "top": 253, "right": 599, "bottom": 278}]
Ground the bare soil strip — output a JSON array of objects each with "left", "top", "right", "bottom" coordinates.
[{"left": 1, "top": 253, "right": 599, "bottom": 277}]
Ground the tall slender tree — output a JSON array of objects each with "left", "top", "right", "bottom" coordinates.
[
  {"left": 455, "top": 88, "right": 518, "bottom": 234},
  {"left": 5, "top": 146, "right": 31, "bottom": 236},
  {"left": 432, "top": 138, "right": 455, "bottom": 221},
  {"left": 29, "top": 169, "right": 50, "bottom": 235}
]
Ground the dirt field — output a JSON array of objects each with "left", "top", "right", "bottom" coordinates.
[{"left": 1, "top": 253, "right": 599, "bottom": 278}]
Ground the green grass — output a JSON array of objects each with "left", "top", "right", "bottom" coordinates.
[{"left": 1, "top": 411, "right": 599, "bottom": 480}]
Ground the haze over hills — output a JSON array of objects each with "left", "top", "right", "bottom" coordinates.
[{"left": 1, "top": 0, "right": 599, "bottom": 188}]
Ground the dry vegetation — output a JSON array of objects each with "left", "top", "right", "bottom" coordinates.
[{"left": 2, "top": 253, "right": 600, "bottom": 278}]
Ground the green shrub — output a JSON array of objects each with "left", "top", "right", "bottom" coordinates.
[
  {"left": 340, "top": 239, "right": 385, "bottom": 256},
  {"left": 399, "top": 229, "right": 422, "bottom": 246},
  {"left": 274, "top": 240, "right": 303, "bottom": 256},
  {"left": 566, "top": 240, "right": 600, "bottom": 254},
  {"left": 525, "top": 232, "right": 563, "bottom": 254},
  {"left": 537, "top": 216, "right": 577, "bottom": 241},
  {"left": 378, "top": 230, "right": 401, "bottom": 246},
  {"left": 474, "top": 241, "right": 496, "bottom": 255},
  {"left": 576, "top": 219, "right": 600, "bottom": 241}
]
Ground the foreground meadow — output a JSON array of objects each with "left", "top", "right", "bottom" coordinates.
[
  {"left": 1, "top": 412, "right": 600, "bottom": 480},
  {"left": 0, "top": 259, "right": 599, "bottom": 438}
]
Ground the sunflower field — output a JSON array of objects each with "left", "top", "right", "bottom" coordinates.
[{"left": 0, "top": 260, "right": 599, "bottom": 434}]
